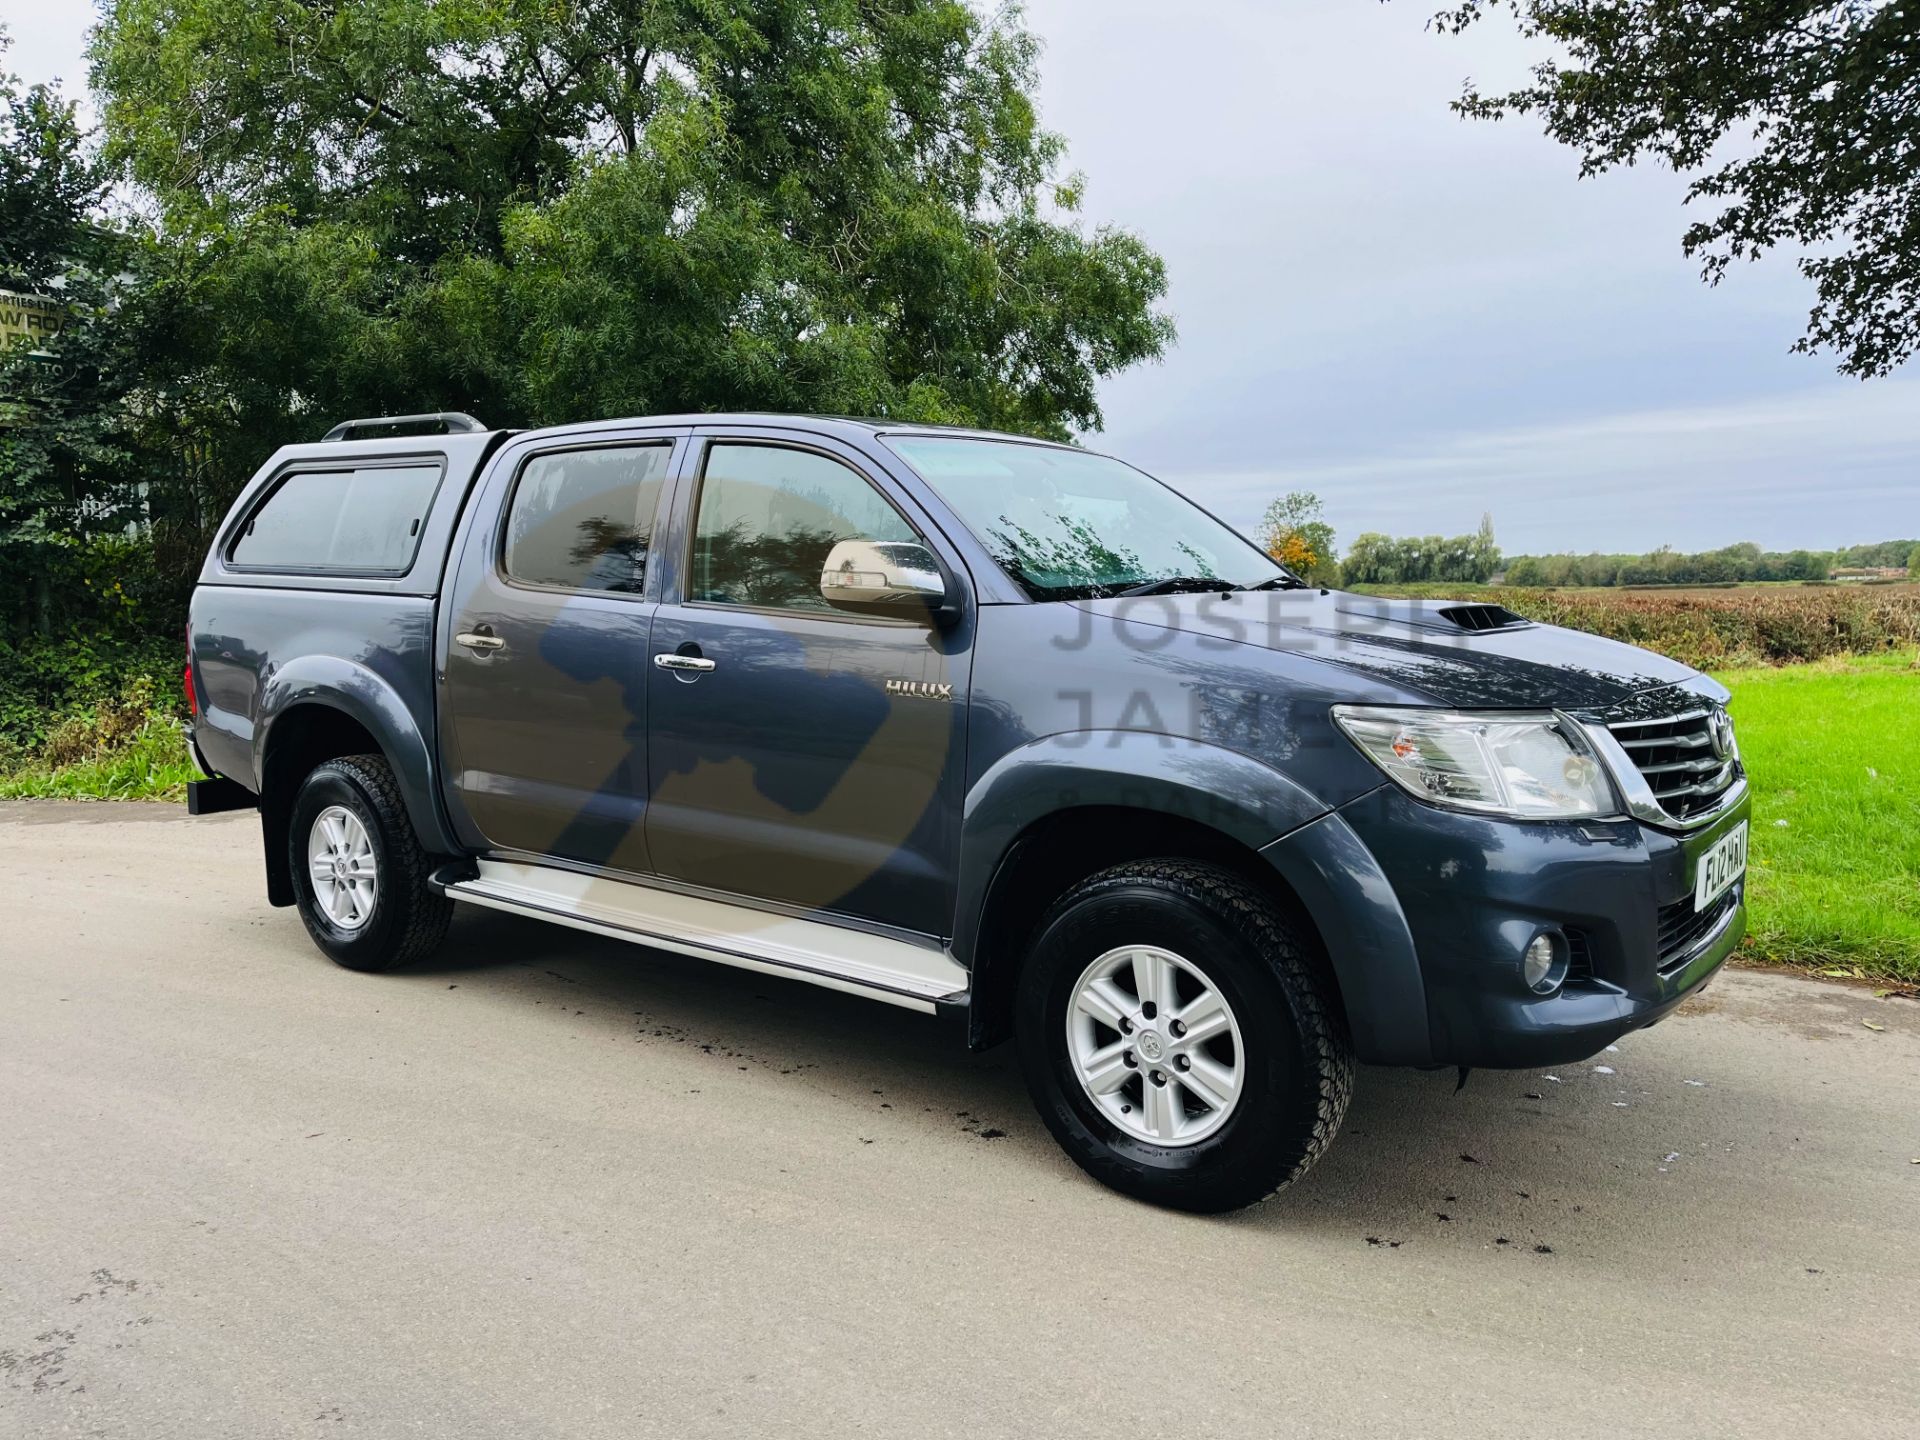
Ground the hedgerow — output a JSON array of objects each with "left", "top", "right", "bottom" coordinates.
[{"left": 1363, "top": 584, "right": 1920, "bottom": 671}]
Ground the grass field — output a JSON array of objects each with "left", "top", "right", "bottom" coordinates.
[{"left": 1718, "top": 653, "right": 1920, "bottom": 982}]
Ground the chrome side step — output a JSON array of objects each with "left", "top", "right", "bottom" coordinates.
[{"left": 443, "top": 859, "right": 968, "bottom": 1014}]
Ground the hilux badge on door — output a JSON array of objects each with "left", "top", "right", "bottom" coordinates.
[{"left": 886, "top": 679, "right": 953, "bottom": 702}]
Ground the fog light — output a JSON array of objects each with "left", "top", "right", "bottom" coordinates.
[{"left": 1523, "top": 932, "right": 1567, "bottom": 995}]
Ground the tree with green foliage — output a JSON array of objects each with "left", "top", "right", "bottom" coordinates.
[
  {"left": 0, "top": 44, "right": 152, "bottom": 631},
  {"left": 0, "top": 53, "right": 98, "bottom": 288},
  {"left": 92, "top": 0, "right": 1173, "bottom": 451},
  {"left": 1258, "top": 490, "right": 1339, "bottom": 585},
  {"left": 1341, "top": 516, "right": 1500, "bottom": 586},
  {"left": 1494, "top": 540, "right": 1914, "bottom": 588},
  {"left": 1, "top": 48, "right": 113, "bottom": 541},
  {"left": 1470, "top": 511, "right": 1500, "bottom": 580},
  {"left": 1436, "top": 2, "right": 1920, "bottom": 377},
  {"left": 1836, "top": 537, "right": 1920, "bottom": 570},
  {"left": 1779, "top": 550, "right": 1828, "bottom": 583},
  {"left": 1502, "top": 555, "right": 1546, "bottom": 587},
  {"left": 0, "top": 38, "right": 193, "bottom": 749}
]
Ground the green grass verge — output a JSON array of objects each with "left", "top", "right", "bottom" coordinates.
[
  {"left": 0, "top": 716, "right": 202, "bottom": 801},
  {"left": 1717, "top": 653, "right": 1920, "bottom": 981}
]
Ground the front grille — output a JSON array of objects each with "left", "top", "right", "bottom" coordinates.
[
  {"left": 1606, "top": 709, "right": 1737, "bottom": 820},
  {"left": 1656, "top": 887, "right": 1739, "bottom": 972}
]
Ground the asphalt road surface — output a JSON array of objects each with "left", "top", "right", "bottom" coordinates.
[{"left": 2, "top": 801, "right": 1916, "bottom": 1439}]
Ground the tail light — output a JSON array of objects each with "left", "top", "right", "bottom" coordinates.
[{"left": 183, "top": 623, "right": 198, "bottom": 717}]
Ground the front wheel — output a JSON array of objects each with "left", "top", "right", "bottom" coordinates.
[
  {"left": 1015, "top": 860, "right": 1353, "bottom": 1213},
  {"left": 289, "top": 754, "right": 451, "bottom": 973}
]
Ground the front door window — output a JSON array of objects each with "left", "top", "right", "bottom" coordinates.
[{"left": 691, "top": 444, "right": 919, "bottom": 612}]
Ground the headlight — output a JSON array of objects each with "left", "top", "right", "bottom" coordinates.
[{"left": 1332, "top": 706, "right": 1616, "bottom": 819}]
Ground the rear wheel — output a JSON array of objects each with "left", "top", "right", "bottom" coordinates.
[
  {"left": 1015, "top": 860, "right": 1353, "bottom": 1212},
  {"left": 289, "top": 754, "right": 451, "bottom": 973}
]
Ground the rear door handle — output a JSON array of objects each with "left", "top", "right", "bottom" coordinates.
[
  {"left": 653, "top": 653, "right": 716, "bottom": 673},
  {"left": 456, "top": 630, "right": 506, "bottom": 652}
]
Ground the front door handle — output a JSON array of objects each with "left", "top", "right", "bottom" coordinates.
[
  {"left": 456, "top": 629, "right": 506, "bottom": 653},
  {"left": 653, "top": 653, "right": 716, "bottom": 673}
]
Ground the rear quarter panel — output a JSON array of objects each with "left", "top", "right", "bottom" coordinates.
[
  {"left": 190, "top": 588, "right": 447, "bottom": 846},
  {"left": 188, "top": 431, "right": 503, "bottom": 854}
]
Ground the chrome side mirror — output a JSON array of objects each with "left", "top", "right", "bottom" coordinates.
[{"left": 820, "top": 539, "right": 950, "bottom": 621}]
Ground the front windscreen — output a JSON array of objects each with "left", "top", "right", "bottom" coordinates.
[{"left": 886, "top": 436, "right": 1283, "bottom": 600}]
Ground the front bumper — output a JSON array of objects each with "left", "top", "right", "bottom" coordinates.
[{"left": 1335, "top": 782, "right": 1750, "bottom": 1068}]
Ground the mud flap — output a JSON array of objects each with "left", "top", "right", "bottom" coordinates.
[{"left": 186, "top": 776, "right": 257, "bottom": 816}]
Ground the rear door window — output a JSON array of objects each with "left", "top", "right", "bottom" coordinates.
[
  {"left": 502, "top": 444, "right": 672, "bottom": 595},
  {"left": 229, "top": 463, "right": 443, "bottom": 573}
]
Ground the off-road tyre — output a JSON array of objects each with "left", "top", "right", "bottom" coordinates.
[
  {"left": 289, "top": 754, "right": 452, "bottom": 973},
  {"left": 1015, "top": 860, "right": 1353, "bottom": 1212}
]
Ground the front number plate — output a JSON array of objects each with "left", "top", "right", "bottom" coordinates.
[{"left": 1693, "top": 821, "right": 1748, "bottom": 912}]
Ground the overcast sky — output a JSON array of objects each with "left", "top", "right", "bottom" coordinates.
[{"left": 6, "top": 1, "right": 1915, "bottom": 554}]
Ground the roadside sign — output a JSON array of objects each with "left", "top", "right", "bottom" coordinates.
[{"left": 0, "top": 290, "right": 65, "bottom": 354}]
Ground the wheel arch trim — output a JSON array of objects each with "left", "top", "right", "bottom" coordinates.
[
  {"left": 255, "top": 656, "right": 456, "bottom": 857},
  {"left": 1257, "top": 804, "right": 1432, "bottom": 1066},
  {"left": 954, "top": 731, "right": 1334, "bottom": 962},
  {"left": 949, "top": 733, "right": 1341, "bottom": 1051}
]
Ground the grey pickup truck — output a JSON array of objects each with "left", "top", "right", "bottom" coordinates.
[{"left": 186, "top": 410, "right": 1749, "bottom": 1211}]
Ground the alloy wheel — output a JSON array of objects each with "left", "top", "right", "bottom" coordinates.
[
  {"left": 306, "top": 805, "right": 379, "bottom": 931},
  {"left": 1065, "top": 944, "right": 1244, "bottom": 1146}
]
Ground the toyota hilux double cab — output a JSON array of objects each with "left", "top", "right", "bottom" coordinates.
[{"left": 186, "top": 410, "right": 1749, "bottom": 1211}]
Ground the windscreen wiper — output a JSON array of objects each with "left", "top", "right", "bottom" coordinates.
[
  {"left": 1114, "top": 575, "right": 1244, "bottom": 597},
  {"left": 1245, "top": 575, "right": 1310, "bottom": 591}
]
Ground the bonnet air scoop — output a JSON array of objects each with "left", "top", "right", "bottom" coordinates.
[
  {"left": 1435, "top": 602, "right": 1529, "bottom": 633},
  {"left": 1325, "top": 595, "right": 1533, "bottom": 635}
]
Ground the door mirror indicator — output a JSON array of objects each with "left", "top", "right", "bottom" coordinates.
[{"left": 820, "top": 540, "right": 951, "bottom": 620}]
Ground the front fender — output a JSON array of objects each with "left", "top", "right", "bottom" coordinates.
[
  {"left": 951, "top": 730, "right": 1332, "bottom": 966},
  {"left": 256, "top": 654, "right": 456, "bottom": 856}
]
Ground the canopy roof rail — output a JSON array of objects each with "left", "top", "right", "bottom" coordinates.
[{"left": 320, "top": 412, "right": 487, "bottom": 442}]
